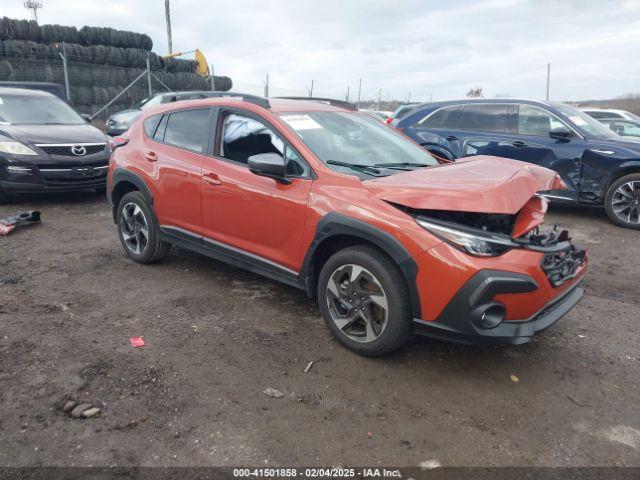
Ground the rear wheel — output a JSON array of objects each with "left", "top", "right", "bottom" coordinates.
[
  {"left": 116, "top": 191, "right": 171, "bottom": 263},
  {"left": 604, "top": 173, "right": 640, "bottom": 229},
  {"left": 317, "top": 245, "right": 413, "bottom": 356}
]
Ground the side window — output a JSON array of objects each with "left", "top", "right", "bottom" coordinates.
[
  {"left": 618, "top": 122, "right": 640, "bottom": 136},
  {"left": 163, "top": 108, "right": 211, "bottom": 153},
  {"left": 220, "top": 113, "right": 311, "bottom": 176},
  {"left": 419, "top": 105, "right": 459, "bottom": 128},
  {"left": 458, "top": 104, "right": 510, "bottom": 133},
  {"left": 143, "top": 114, "right": 162, "bottom": 138},
  {"left": 153, "top": 114, "right": 168, "bottom": 141},
  {"left": 518, "top": 105, "right": 565, "bottom": 136}
]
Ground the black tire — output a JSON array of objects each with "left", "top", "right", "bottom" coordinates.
[
  {"left": 317, "top": 245, "right": 413, "bottom": 356},
  {"left": 116, "top": 191, "right": 171, "bottom": 263},
  {"left": 604, "top": 173, "right": 640, "bottom": 229}
]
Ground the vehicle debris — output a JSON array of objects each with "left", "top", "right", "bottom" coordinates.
[
  {"left": 263, "top": 387, "right": 284, "bottom": 398},
  {"left": 304, "top": 361, "right": 314, "bottom": 373},
  {"left": 0, "top": 211, "right": 41, "bottom": 236},
  {"left": 130, "top": 337, "right": 145, "bottom": 348}
]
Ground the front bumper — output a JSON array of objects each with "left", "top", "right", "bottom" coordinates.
[
  {"left": 1, "top": 163, "right": 108, "bottom": 193},
  {"left": 413, "top": 269, "right": 585, "bottom": 345}
]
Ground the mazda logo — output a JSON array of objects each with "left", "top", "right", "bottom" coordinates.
[{"left": 71, "top": 145, "right": 87, "bottom": 156}]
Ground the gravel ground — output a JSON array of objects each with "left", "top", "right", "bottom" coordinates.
[{"left": 0, "top": 192, "right": 638, "bottom": 467}]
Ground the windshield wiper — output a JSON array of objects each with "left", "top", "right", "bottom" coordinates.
[
  {"left": 374, "top": 161, "right": 431, "bottom": 168},
  {"left": 326, "top": 159, "right": 383, "bottom": 176}
]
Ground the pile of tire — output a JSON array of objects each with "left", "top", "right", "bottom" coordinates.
[
  {"left": 0, "top": 17, "right": 233, "bottom": 119},
  {"left": 0, "top": 17, "right": 153, "bottom": 50}
]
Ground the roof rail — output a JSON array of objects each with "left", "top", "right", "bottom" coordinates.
[
  {"left": 275, "top": 96, "right": 358, "bottom": 111},
  {"left": 205, "top": 91, "right": 270, "bottom": 109}
]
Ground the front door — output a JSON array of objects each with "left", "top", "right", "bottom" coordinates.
[{"left": 201, "top": 109, "right": 313, "bottom": 273}]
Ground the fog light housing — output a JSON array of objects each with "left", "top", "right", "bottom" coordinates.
[{"left": 471, "top": 302, "right": 506, "bottom": 329}]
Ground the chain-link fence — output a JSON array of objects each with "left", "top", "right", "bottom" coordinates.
[{"left": 0, "top": 17, "right": 232, "bottom": 120}]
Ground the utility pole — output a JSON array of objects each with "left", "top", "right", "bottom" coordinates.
[
  {"left": 377, "top": 89, "right": 382, "bottom": 110},
  {"left": 407, "top": 91, "right": 411, "bottom": 103},
  {"left": 307, "top": 80, "right": 314, "bottom": 97},
  {"left": 546, "top": 63, "right": 551, "bottom": 101},
  {"left": 146, "top": 53, "right": 153, "bottom": 97},
  {"left": 165, "top": 0, "right": 173, "bottom": 54},
  {"left": 357, "top": 78, "right": 362, "bottom": 109},
  {"left": 345, "top": 85, "right": 350, "bottom": 102},
  {"left": 264, "top": 74, "right": 269, "bottom": 98},
  {"left": 210, "top": 64, "right": 215, "bottom": 90},
  {"left": 23, "top": 0, "right": 42, "bottom": 24}
]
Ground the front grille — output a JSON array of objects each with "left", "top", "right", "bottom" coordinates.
[
  {"left": 541, "top": 247, "right": 586, "bottom": 288},
  {"left": 39, "top": 165, "right": 108, "bottom": 186},
  {"left": 37, "top": 144, "right": 106, "bottom": 156}
]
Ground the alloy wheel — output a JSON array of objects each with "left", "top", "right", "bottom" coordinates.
[
  {"left": 120, "top": 202, "right": 149, "bottom": 255},
  {"left": 611, "top": 180, "right": 640, "bottom": 225},
  {"left": 325, "top": 264, "right": 389, "bottom": 343}
]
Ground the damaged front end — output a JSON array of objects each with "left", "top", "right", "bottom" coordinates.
[{"left": 400, "top": 196, "right": 587, "bottom": 288}]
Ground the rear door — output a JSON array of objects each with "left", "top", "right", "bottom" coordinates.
[
  {"left": 137, "top": 107, "right": 213, "bottom": 234},
  {"left": 200, "top": 108, "right": 313, "bottom": 273}
]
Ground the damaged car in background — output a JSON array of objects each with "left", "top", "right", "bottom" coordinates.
[
  {"left": 108, "top": 96, "right": 587, "bottom": 355},
  {"left": 396, "top": 98, "right": 640, "bottom": 229}
]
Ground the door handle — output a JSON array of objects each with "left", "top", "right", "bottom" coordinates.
[
  {"left": 445, "top": 135, "right": 458, "bottom": 141},
  {"left": 144, "top": 151, "right": 158, "bottom": 162},
  {"left": 202, "top": 173, "right": 222, "bottom": 186},
  {"left": 512, "top": 141, "right": 527, "bottom": 148}
]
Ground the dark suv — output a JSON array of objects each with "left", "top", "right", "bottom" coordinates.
[
  {"left": 0, "top": 87, "right": 109, "bottom": 203},
  {"left": 396, "top": 99, "right": 640, "bottom": 229}
]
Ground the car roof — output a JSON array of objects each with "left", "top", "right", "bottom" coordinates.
[
  {"left": 0, "top": 87, "right": 55, "bottom": 97},
  {"left": 148, "top": 96, "right": 352, "bottom": 114},
  {"left": 411, "top": 98, "right": 556, "bottom": 109}
]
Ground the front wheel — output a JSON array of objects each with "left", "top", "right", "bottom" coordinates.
[
  {"left": 116, "top": 191, "right": 171, "bottom": 263},
  {"left": 317, "top": 245, "right": 413, "bottom": 356},
  {"left": 604, "top": 173, "right": 640, "bottom": 229}
]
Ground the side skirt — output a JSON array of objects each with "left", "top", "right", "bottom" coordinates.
[{"left": 159, "top": 226, "right": 305, "bottom": 290}]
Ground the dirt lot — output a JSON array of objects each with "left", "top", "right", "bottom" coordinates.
[{"left": 0, "top": 192, "right": 639, "bottom": 467}]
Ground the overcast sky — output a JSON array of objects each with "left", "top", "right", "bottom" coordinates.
[{"left": 4, "top": 0, "right": 640, "bottom": 102}]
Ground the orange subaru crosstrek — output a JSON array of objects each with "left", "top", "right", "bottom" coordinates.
[{"left": 107, "top": 94, "right": 588, "bottom": 356}]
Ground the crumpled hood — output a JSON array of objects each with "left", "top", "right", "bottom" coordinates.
[
  {"left": 364, "top": 156, "right": 564, "bottom": 214},
  {"left": 0, "top": 123, "right": 107, "bottom": 145}
]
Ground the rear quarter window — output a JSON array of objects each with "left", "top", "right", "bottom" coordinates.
[
  {"left": 419, "top": 105, "right": 460, "bottom": 128},
  {"left": 163, "top": 108, "right": 211, "bottom": 153},
  {"left": 143, "top": 114, "right": 163, "bottom": 137}
]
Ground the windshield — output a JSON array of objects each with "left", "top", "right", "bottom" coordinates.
[
  {"left": 626, "top": 111, "right": 640, "bottom": 121},
  {"left": 0, "top": 94, "right": 85, "bottom": 125},
  {"left": 0, "top": 94, "right": 86, "bottom": 125},
  {"left": 553, "top": 103, "right": 620, "bottom": 138},
  {"left": 279, "top": 111, "right": 439, "bottom": 173}
]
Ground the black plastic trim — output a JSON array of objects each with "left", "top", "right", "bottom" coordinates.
[
  {"left": 160, "top": 226, "right": 303, "bottom": 289},
  {"left": 108, "top": 168, "right": 153, "bottom": 221},
  {"left": 299, "top": 212, "right": 421, "bottom": 319},
  {"left": 413, "top": 269, "right": 584, "bottom": 345}
]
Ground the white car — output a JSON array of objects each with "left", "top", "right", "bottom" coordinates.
[{"left": 581, "top": 107, "right": 640, "bottom": 121}]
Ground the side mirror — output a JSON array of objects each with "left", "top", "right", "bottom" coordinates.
[
  {"left": 80, "top": 114, "right": 92, "bottom": 123},
  {"left": 549, "top": 127, "right": 572, "bottom": 141},
  {"left": 247, "top": 153, "right": 290, "bottom": 184}
]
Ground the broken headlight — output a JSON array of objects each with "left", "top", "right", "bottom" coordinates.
[{"left": 416, "top": 218, "right": 518, "bottom": 257}]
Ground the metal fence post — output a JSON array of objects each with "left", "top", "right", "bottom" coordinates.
[
  {"left": 59, "top": 42, "right": 71, "bottom": 101},
  {"left": 146, "top": 53, "right": 153, "bottom": 97}
]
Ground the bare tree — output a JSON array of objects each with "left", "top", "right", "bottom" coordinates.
[{"left": 466, "top": 86, "right": 483, "bottom": 98}]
